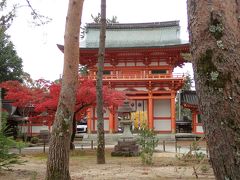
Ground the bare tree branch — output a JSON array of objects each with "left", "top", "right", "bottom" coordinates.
[{"left": 25, "top": 0, "right": 52, "bottom": 26}]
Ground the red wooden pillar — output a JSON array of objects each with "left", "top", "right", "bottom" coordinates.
[
  {"left": 109, "top": 106, "right": 114, "bottom": 133},
  {"left": 171, "top": 91, "right": 176, "bottom": 133},
  {"left": 148, "top": 91, "right": 153, "bottom": 129},
  {"left": 87, "top": 108, "right": 92, "bottom": 133},
  {"left": 192, "top": 111, "right": 197, "bottom": 133}
]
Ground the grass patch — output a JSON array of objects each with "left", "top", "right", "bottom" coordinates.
[{"left": 30, "top": 153, "right": 48, "bottom": 160}]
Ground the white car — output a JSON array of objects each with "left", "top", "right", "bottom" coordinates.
[{"left": 76, "top": 121, "right": 87, "bottom": 133}]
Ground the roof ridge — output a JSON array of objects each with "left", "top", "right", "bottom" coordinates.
[{"left": 86, "top": 21, "right": 180, "bottom": 29}]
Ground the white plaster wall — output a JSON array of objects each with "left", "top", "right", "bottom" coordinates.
[
  {"left": 115, "top": 87, "right": 147, "bottom": 91},
  {"left": 104, "top": 63, "right": 112, "bottom": 67},
  {"left": 115, "top": 87, "right": 126, "bottom": 91},
  {"left": 18, "top": 125, "right": 50, "bottom": 134},
  {"left": 136, "top": 62, "right": 145, "bottom": 66},
  {"left": 149, "top": 62, "right": 158, "bottom": 66},
  {"left": 126, "top": 62, "right": 135, "bottom": 66},
  {"left": 118, "top": 63, "right": 125, "bottom": 66},
  {"left": 154, "top": 120, "right": 171, "bottom": 131},
  {"left": 159, "top": 61, "right": 168, "bottom": 65},
  {"left": 31, "top": 126, "right": 49, "bottom": 133},
  {"left": 135, "top": 87, "right": 147, "bottom": 91},
  {"left": 153, "top": 100, "right": 171, "bottom": 131},
  {"left": 196, "top": 126, "right": 203, "bottom": 133},
  {"left": 104, "top": 120, "right": 109, "bottom": 131},
  {"left": 153, "top": 99, "right": 171, "bottom": 117}
]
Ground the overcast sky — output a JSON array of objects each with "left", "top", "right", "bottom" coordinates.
[{"left": 7, "top": 0, "right": 192, "bottom": 81}]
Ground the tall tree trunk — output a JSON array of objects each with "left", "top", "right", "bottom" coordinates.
[
  {"left": 0, "top": 88, "right": 2, "bottom": 130},
  {"left": 187, "top": 1, "right": 240, "bottom": 179},
  {"left": 45, "top": 1, "right": 84, "bottom": 179},
  {"left": 70, "top": 114, "right": 76, "bottom": 150},
  {"left": 96, "top": 0, "right": 106, "bottom": 164}
]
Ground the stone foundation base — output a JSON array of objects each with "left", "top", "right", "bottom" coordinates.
[{"left": 111, "top": 139, "right": 139, "bottom": 157}]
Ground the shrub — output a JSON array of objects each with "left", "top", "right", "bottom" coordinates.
[
  {"left": 30, "top": 137, "right": 39, "bottom": 144},
  {"left": 138, "top": 124, "right": 158, "bottom": 165},
  {"left": 15, "top": 140, "right": 27, "bottom": 155},
  {"left": 0, "top": 112, "right": 24, "bottom": 170}
]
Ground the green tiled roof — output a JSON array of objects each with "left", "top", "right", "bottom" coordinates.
[
  {"left": 181, "top": 90, "right": 198, "bottom": 106},
  {"left": 82, "top": 21, "right": 188, "bottom": 48}
]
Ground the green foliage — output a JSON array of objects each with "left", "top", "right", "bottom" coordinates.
[
  {"left": 138, "top": 124, "right": 158, "bottom": 165},
  {"left": 30, "top": 137, "right": 39, "bottom": 144},
  {"left": 175, "top": 73, "right": 193, "bottom": 121},
  {"left": 91, "top": 13, "right": 119, "bottom": 24},
  {"left": 0, "top": 0, "right": 17, "bottom": 29},
  {"left": 0, "top": 28, "right": 23, "bottom": 83},
  {"left": 182, "top": 73, "right": 193, "bottom": 91},
  {"left": 81, "top": 13, "right": 119, "bottom": 39},
  {"left": 15, "top": 140, "right": 27, "bottom": 155},
  {"left": 0, "top": 111, "right": 23, "bottom": 170},
  {"left": 1, "top": 111, "right": 8, "bottom": 133},
  {"left": 108, "top": 16, "right": 118, "bottom": 24},
  {"left": 0, "top": 133, "right": 19, "bottom": 169}
]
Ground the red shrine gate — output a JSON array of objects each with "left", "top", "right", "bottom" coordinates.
[{"left": 58, "top": 21, "right": 190, "bottom": 134}]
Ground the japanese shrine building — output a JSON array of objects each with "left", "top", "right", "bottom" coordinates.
[
  {"left": 181, "top": 90, "right": 204, "bottom": 134},
  {"left": 59, "top": 21, "right": 189, "bottom": 133}
]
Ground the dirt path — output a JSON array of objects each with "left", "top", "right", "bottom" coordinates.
[{"left": 0, "top": 149, "right": 215, "bottom": 180}]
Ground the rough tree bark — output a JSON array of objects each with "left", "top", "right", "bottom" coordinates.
[
  {"left": 0, "top": 88, "right": 2, "bottom": 130},
  {"left": 45, "top": 0, "right": 84, "bottom": 179},
  {"left": 70, "top": 114, "right": 76, "bottom": 150},
  {"left": 96, "top": 0, "right": 106, "bottom": 164},
  {"left": 187, "top": 1, "right": 240, "bottom": 179}
]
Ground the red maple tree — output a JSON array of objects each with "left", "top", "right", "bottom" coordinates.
[
  {"left": 1, "top": 79, "right": 125, "bottom": 116},
  {"left": 0, "top": 79, "right": 125, "bottom": 144},
  {"left": 0, "top": 80, "right": 48, "bottom": 117},
  {"left": 33, "top": 79, "right": 125, "bottom": 120}
]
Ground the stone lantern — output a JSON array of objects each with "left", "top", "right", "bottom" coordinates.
[
  {"left": 111, "top": 100, "right": 139, "bottom": 156},
  {"left": 117, "top": 101, "right": 134, "bottom": 138}
]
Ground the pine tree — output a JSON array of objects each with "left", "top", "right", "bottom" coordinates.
[
  {"left": 0, "top": 28, "right": 23, "bottom": 83},
  {"left": 187, "top": 1, "right": 240, "bottom": 178},
  {"left": 96, "top": 0, "right": 107, "bottom": 164}
]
